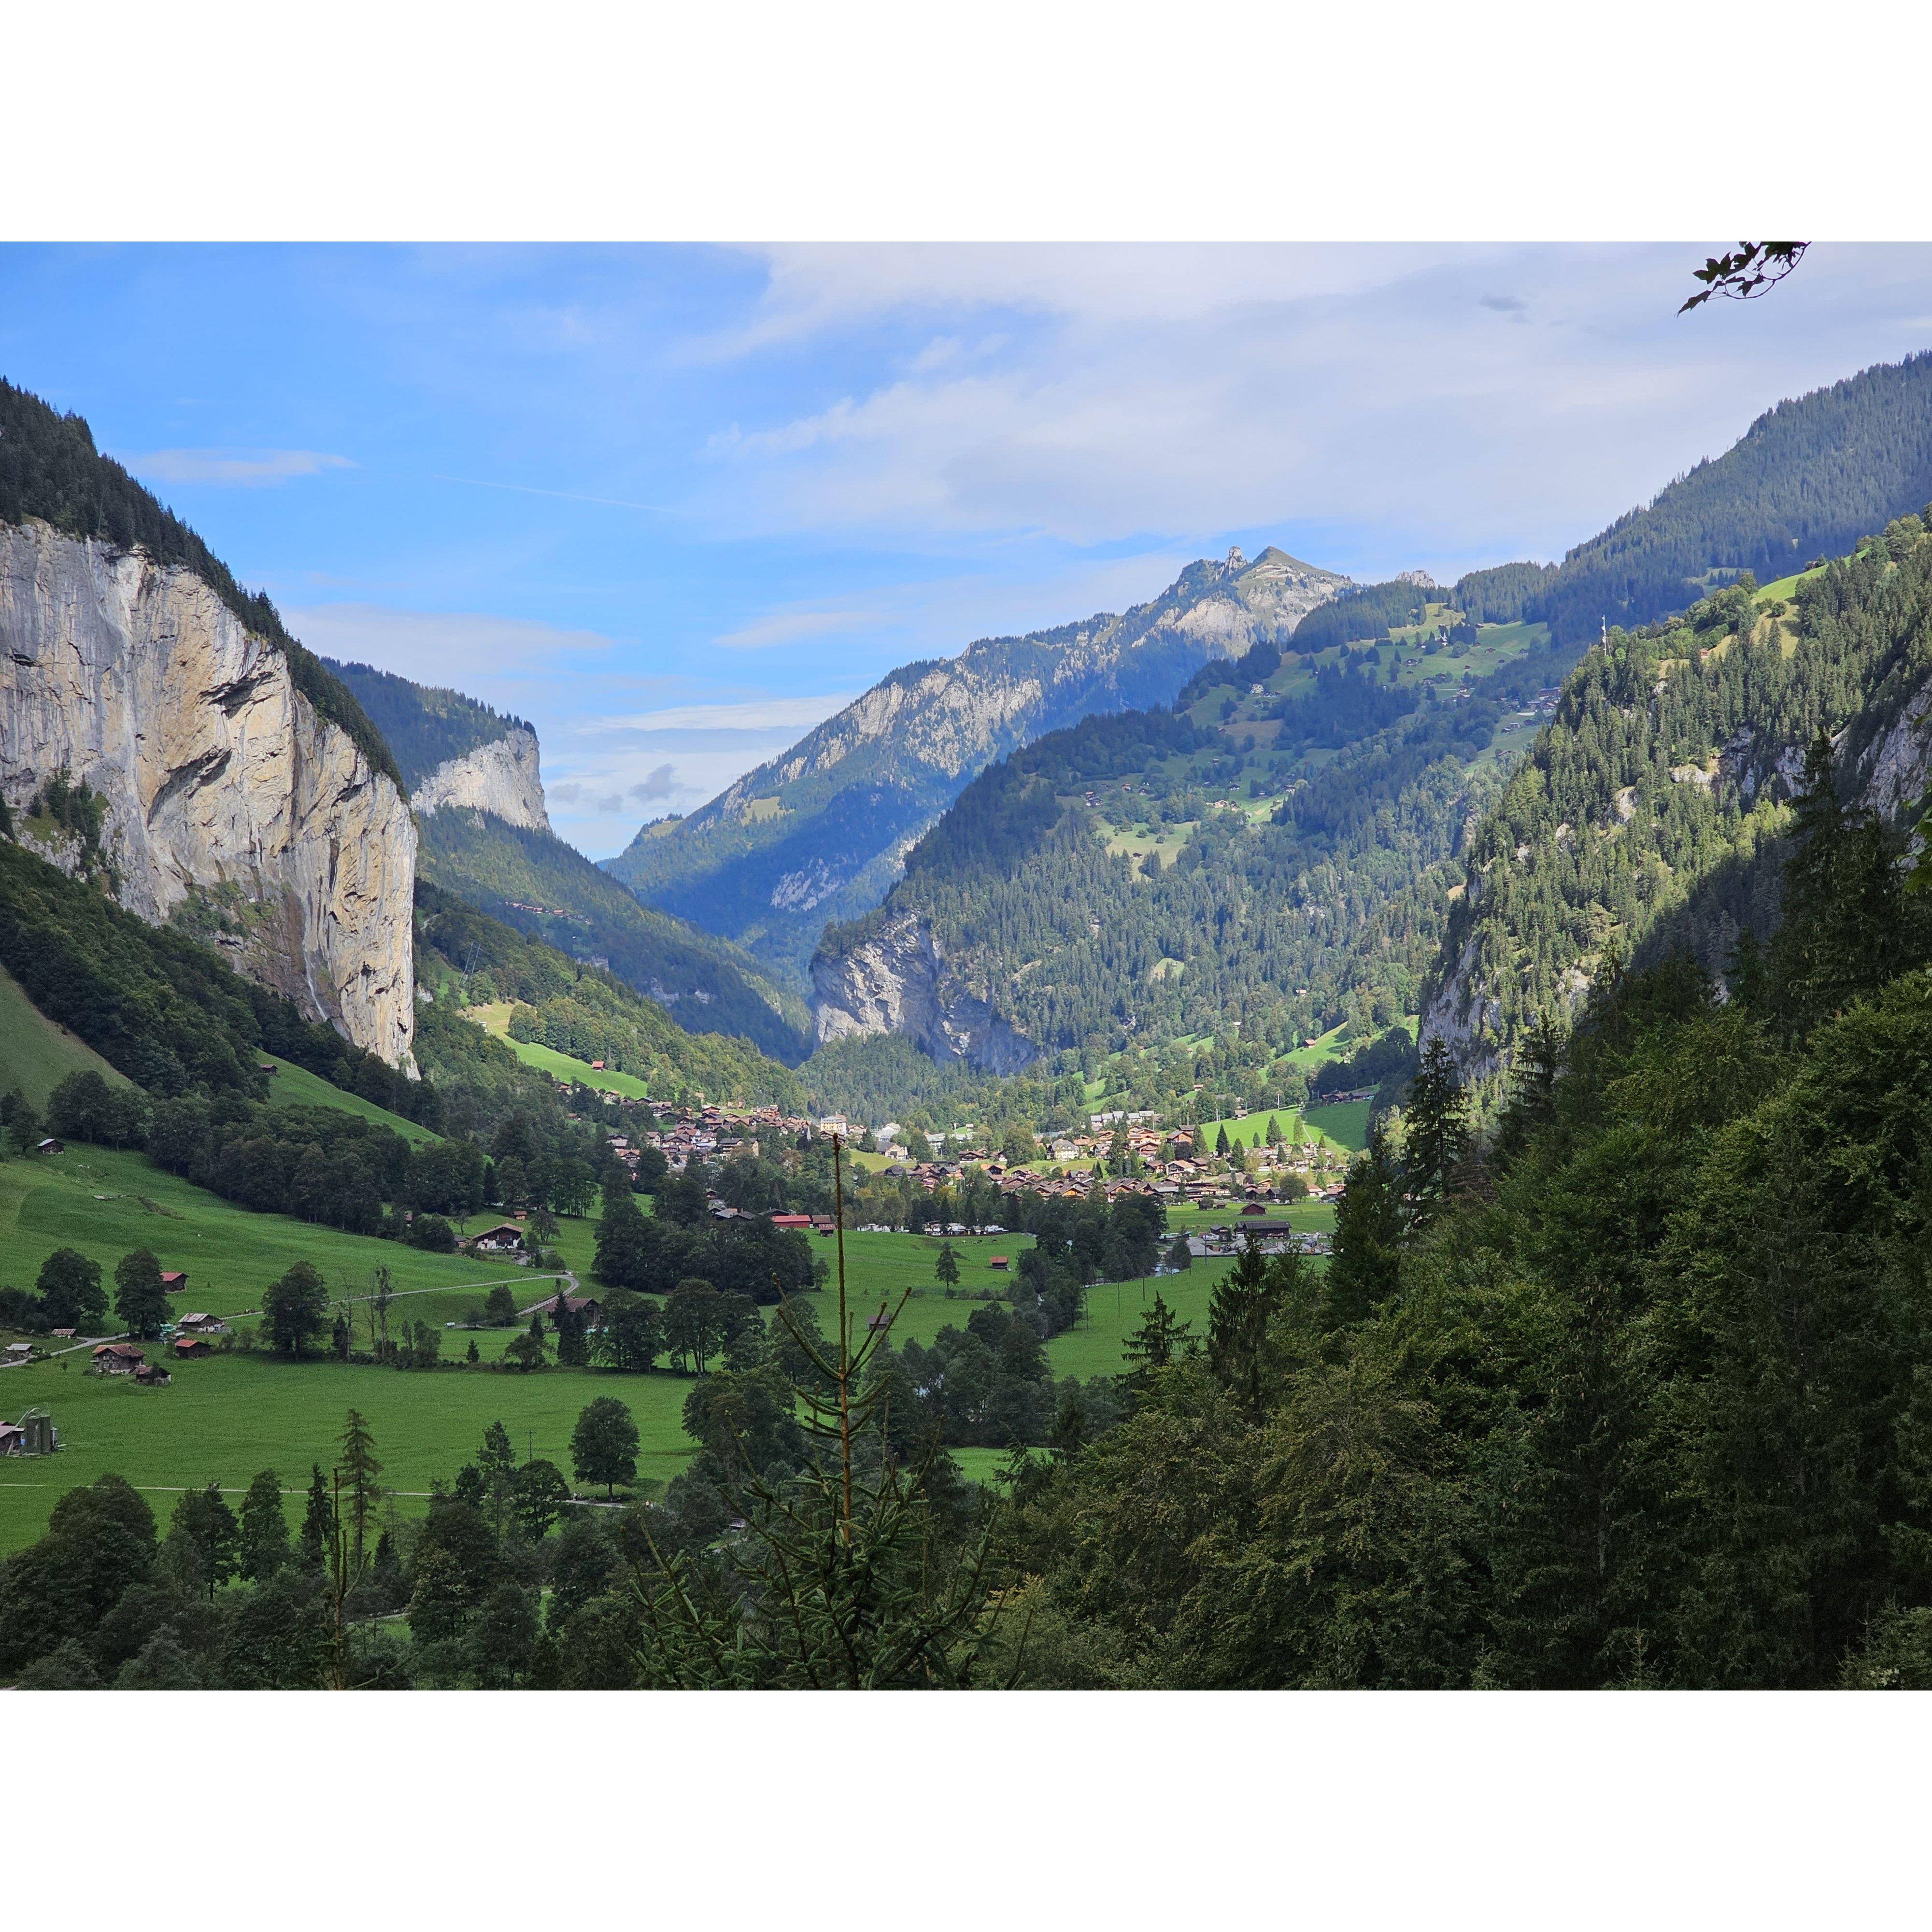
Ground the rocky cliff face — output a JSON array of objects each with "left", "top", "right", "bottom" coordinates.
[
  {"left": 810, "top": 908, "right": 1039, "bottom": 1074},
  {"left": 412, "top": 726, "right": 550, "bottom": 831},
  {"left": 0, "top": 519, "right": 418, "bottom": 1067}
]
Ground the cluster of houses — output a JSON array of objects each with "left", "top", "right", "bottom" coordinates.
[{"left": 87, "top": 1310, "right": 229, "bottom": 1385}]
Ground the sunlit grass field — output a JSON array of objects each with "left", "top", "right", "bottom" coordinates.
[{"left": 0, "top": 1152, "right": 1330, "bottom": 1552}]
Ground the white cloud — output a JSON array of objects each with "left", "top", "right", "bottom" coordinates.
[
  {"left": 714, "top": 608, "right": 880, "bottom": 651},
  {"left": 122, "top": 447, "right": 355, "bottom": 486},
  {"left": 580, "top": 694, "right": 856, "bottom": 736},
  {"left": 693, "top": 242, "right": 1932, "bottom": 570}
]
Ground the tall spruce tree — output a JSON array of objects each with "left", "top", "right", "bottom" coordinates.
[
  {"left": 1401, "top": 1037, "right": 1469, "bottom": 1225},
  {"left": 1324, "top": 1124, "right": 1403, "bottom": 1327},
  {"left": 238, "top": 1469, "right": 290, "bottom": 1582},
  {"left": 298, "top": 1464, "right": 332, "bottom": 1569}
]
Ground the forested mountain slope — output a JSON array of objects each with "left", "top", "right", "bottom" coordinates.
[
  {"left": 325, "top": 655, "right": 810, "bottom": 1061},
  {"left": 810, "top": 595, "right": 1575, "bottom": 1095},
  {"left": 1424, "top": 510, "right": 1932, "bottom": 1084},
  {"left": 605, "top": 547, "right": 1349, "bottom": 987},
  {"left": 418, "top": 809, "right": 812, "bottom": 1064},
  {"left": 1451, "top": 352, "right": 1932, "bottom": 641},
  {"left": 414, "top": 882, "right": 804, "bottom": 1111},
  {"left": 322, "top": 658, "right": 549, "bottom": 833}
]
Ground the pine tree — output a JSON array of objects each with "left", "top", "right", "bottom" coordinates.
[
  {"left": 298, "top": 1463, "right": 331, "bottom": 1568},
  {"left": 1208, "top": 1236, "right": 1298, "bottom": 1420},
  {"left": 337, "top": 1410, "right": 383, "bottom": 1571},
  {"left": 1492, "top": 1012, "right": 1563, "bottom": 1170},
  {"left": 478, "top": 1421, "right": 517, "bottom": 1542},
  {"left": 1216, "top": 1124, "right": 1231, "bottom": 1156},
  {"left": 1401, "top": 1037, "right": 1469, "bottom": 1225},
  {"left": 934, "top": 1241, "right": 960, "bottom": 1287},
  {"left": 238, "top": 1469, "right": 289, "bottom": 1582},
  {"left": 1121, "top": 1291, "right": 1193, "bottom": 1401},
  {"left": 1325, "top": 1124, "right": 1404, "bottom": 1327}
]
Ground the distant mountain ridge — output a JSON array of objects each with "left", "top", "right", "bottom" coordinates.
[
  {"left": 1452, "top": 352, "right": 1932, "bottom": 639},
  {"left": 604, "top": 545, "right": 1350, "bottom": 986}
]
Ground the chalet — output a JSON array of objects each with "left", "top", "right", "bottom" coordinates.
[
  {"left": 173, "top": 1336, "right": 212, "bottom": 1359},
  {"left": 159, "top": 1271, "right": 188, "bottom": 1292},
  {"left": 534, "top": 1292, "right": 604, "bottom": 1329},
  {"left": 469, "top": 1223, "right": 526, "bottom": 1255},
  {"left": 34, "top": 1137, "right": 63, "bottom": 1155},
  {"left": 93, "top": 1343, "right": 145, "bottom": 1376},
  {"left": 175, "top": 1313, "right": 227, "bottom": 1336}
]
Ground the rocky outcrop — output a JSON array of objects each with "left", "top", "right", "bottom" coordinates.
[
  {"left": 0, "top": 519, "right": 418, "bottom": 1067},
  {"left": 412, "top": 725, "right": 550, "bottom": 831},
  {"left": 811, "top": 909, "right": 1039, "bottom": 1074}
]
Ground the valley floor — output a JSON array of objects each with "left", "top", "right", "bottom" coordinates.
[{"left": 0, "top": 1142, "right": 1328, "bottom": 1552}]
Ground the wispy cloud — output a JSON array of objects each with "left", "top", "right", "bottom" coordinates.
[
  {"left": 714, "top": 608, "right": 878, "bottom": 650},
  {"left": 580, "top": 694, "right": 855, "bottom": 735},
  {"left": 124, "top": 447, "right": 355, "bottom": 486}
]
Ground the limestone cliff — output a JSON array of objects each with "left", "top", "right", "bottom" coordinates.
[
  {"left": 810, "top": 908, "right": 1038, "bottom": 1074},
  {"left": 412, "top": 726, "right": 550, "bottom": 831},
  {"left": 0, "top": 518, "right": 418, "bottom": 1067}
]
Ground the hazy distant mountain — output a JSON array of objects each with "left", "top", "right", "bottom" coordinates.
[{"left": 604, "top": 546, "right": 1350, "bottom": 987}]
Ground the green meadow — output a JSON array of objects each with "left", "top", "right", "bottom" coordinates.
[
  {"left": 464, "top": 1001, "right": 655, "bottom": 1099},
  {"left": 0, "top": 1151, "right": 1331, "bottom": 1554},
  {"left": 0, "top": 963, "right": 133, "bottom": 1111}
]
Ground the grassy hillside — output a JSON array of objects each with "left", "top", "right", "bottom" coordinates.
[
  {"left": 0, "top": 962, "right": 131, "bottom": 1110},
  {"left": 259, "top": 1054, "right": 440, "bottom": 1146},
  {"left": 417, "top": 883, "right": 803, "bottom": 1109},
  {"left": 462, "top": 1002, "right": 656, "bottom": 1100},
  {"left": 0, "top": 1144, "right": 534, "bottom": 1318}
]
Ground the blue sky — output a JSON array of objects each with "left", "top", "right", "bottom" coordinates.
[{"left": 5, "top": 242, "right": 1932, "bottom": 856}]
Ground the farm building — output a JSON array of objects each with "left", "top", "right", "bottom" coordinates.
[
  {"left": 132, "top": 1362, "right": 171, "bottom": 1387},
  {"left": 769, "top": 1213, "right": 812, "bottom": 1230},
  {"left": 34, "top": 1136, "right": 62, "bottom": 1155},
  {"left": 159, "top": 1271, "right": 188, "bottom": 1292},
  {"left": 5, "top": 1340, "right": 32, "bottom": 1362},
  {"left": 175, "top": 1313, "right": 227, "bottom": 1336},
  {"left": 173, "top": 1336, "right": 212, "bottom": 1359},
  {"left": 2, "top": 1411, "right": 57, "bottom": 1456},
  {"left": 531, "top": 1292, "right": 603, "bottom": 1328},
  {"left": 988, "top": 1255, "right": 1009, "bottom": 1271}
]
